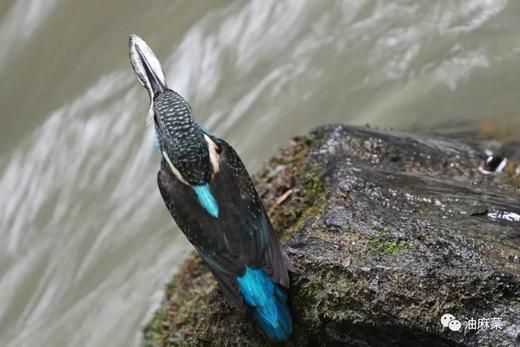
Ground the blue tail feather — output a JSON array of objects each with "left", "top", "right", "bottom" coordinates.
[{"left": 236, "top": 267, "right": 292, "bottom": 341}]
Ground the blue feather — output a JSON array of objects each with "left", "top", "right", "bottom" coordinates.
[
  {"left": 192, "top": 184, "right": 219, "bottom": 218},
  {"left": 236, "top": 267, "right": 292, "bottom": 341}
]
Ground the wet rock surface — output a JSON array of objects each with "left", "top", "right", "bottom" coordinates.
[{"left": 143, "top": 125, "right": 520, "bottom": 347}]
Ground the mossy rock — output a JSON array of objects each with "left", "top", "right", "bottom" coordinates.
[{"left": 144, "top": 125, "right": 520, "bottom": 346}]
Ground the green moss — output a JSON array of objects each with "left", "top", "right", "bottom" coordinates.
[
  {"left": 367, "top": 232, "right": 414, "bottom": 256},
  {"left": 142, "top": 309, "right": 166, "bottom": 347},
  {"left": 291, "top": 261, "right": 375, "bottom": 334},
  {"left": 283, "top": 169, "right": 326, "bottom": 241},
  {"left": 291, "top": 203, "right": 322, "bottom": 235},
  {"left": 262, "top": 135, "right": 328, "bottom": 243},
  {"left": 303, "top": 164, "right": 324, "bottom": 200}
]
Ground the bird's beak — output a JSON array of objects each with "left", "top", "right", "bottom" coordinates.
[{"left": 129, "top": 34, "right": 168, "bottom": 124}]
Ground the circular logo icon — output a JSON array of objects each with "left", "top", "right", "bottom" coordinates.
[
  {"left": 441, "top": 313, "right": 455, "bottom": 328},
  {"left": 448, "top": 319, "right": 462, "bottom": 332}
]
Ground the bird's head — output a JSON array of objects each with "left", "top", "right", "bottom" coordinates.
[{"left": 129, "top": 34, "right": 219, "bottom": 186}]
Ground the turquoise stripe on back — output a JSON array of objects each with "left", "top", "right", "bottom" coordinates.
[{"left": 192, "top": 184, "right": 219, "bottom": 218}]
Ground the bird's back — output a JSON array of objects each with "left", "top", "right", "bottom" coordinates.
[{"left": 158, "top": 136, "right": 292, "bottom": 280}]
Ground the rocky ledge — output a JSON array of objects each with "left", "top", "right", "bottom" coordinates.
[{"left": 143, "top": 124, "right": 520, "bottom": 346}]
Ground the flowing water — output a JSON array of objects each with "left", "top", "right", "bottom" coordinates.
[{"left": 1, "top": 1, "right": 519, "bottom": 346}]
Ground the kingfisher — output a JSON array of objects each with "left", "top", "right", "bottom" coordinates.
[{"left": 129, "top": 34, "right": 294, "bottom": 341}]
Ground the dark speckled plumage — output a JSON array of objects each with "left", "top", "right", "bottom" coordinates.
[{"left": 154, "top": 90, "right": 212, "bottom": 185}]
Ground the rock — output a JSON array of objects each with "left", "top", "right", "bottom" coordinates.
[{"left": 143, "top": 125, "right": 520, "bottom": 347}]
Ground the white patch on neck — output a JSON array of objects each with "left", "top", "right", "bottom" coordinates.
[
  {"left": 162, "top": 150, "right": 189, "bottom": 185},
  {"left": 204, "top": 134, "right": 220, "bottom": 175}
]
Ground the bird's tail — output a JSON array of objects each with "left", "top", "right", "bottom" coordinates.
[{"left": 236, "top": 266, "right": 292, "bottom": 341}]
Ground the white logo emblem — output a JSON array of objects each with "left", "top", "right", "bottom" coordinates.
[{"left": 441, "top": 313, "right": 461, "bottom": 331}]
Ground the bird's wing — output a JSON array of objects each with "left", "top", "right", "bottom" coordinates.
[
  {"left": 209, "top": 137, "right": 294, "bottom": 287},
  {"left": 157, "top": 164, "right": 243, "bottom": 309}
]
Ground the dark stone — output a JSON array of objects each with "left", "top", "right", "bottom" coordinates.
[{"left": 143, "top": 125, "right": 520, "bottom": 347}]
